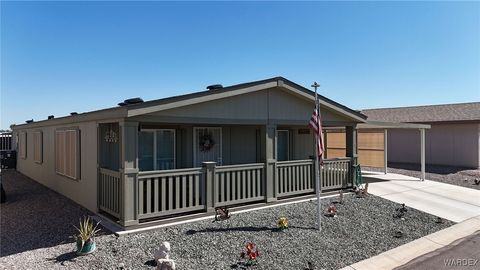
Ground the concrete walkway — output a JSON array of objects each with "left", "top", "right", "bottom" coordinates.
[{"left": 364, "top": 172, "right": 480, "bottom": 223}]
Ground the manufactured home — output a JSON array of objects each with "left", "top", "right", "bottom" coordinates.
[{"left": 13, "top": 77, "right": 367, "bottom": 227}]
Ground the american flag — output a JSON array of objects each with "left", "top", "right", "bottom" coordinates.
[{"left": 309, "top": 108, "right": 324, "bottom": 158}]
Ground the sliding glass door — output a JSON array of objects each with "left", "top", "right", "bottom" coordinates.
[{"left": 139, "top": 129, "right": 175, "bottom": 171}]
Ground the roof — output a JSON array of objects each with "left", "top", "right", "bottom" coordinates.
[
  {"left": 361, "top": 102, "right": 480, "bottom": 123},
  {"left": 358, "top": 121, "right": 430, "bottom": 129},
  {"left": 12, "top": 76, "right": 367, "bottom": 129}
]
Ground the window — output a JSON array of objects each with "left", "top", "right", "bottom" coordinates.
[
  {"left": 55, "top": 129, "right": 80, "bottom": 179},
  {"left": 139, "top": 129, "right": 175, "bottom": 171},
  {"left": 33, "top": 131, "right": 43, "bottom": 164},
  {"left": 19, "top": 132, "right": 27, "bottom": 159},
  {"left": 277, "top": 130, "right": 290, "bottom": 161}
]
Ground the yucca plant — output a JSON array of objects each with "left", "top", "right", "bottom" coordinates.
[{"left": 73, "top": 216, "right": 101, "bottom": 253}]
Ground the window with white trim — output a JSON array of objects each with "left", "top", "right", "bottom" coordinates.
[
  {"left": 33, "top": 131, "right": 43, "bottom": 164},
  {"left": 55, "top": 129, "right": 80, "bottom": 179},
  {"left": 19, "top": 132, "right": 27, "bottom": 159},
  {"left": 139, "top": 129, "right": 175, "bottom": 171}
]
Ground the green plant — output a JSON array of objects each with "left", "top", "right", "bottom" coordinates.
[
  {"left": 73, "top": 216, "right": 101, "bottom": 248},
  {"left": 277, "top": 217, "right": 288, "bottom": 230}
]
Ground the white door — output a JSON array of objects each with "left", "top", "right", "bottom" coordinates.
[{"left": 193, "top": 127, "right": 222, "bottom": 167}]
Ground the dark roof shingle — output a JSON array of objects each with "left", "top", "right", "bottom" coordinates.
[{"left": 361, "top": 102, "right": 480, "bottom": 123}]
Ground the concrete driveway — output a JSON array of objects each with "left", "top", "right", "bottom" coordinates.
[{"left": 364, "top": 172, "right": 480, "bottom": 223}]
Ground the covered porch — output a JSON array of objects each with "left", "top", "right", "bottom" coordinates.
[
  {"left": 97, "top": 122, "right": 359, "bottom": 227},
  {"left": 95, "top": 78, "right": 366, "bottom": 226}
]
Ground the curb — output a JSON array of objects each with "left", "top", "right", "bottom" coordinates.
[{"left": 339, "top": 215, "right": 480, "bottom": 270}]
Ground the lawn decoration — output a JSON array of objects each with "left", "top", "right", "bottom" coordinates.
[
  {"left": 393, "top": 203, "right": 408, "bottom": 219},
  {"left": 73, "top": 216, "right": 101, "bottom": 255},
  {"left": 214, "top": 206, "right": 231, "bottom": 222},
  {"left": 238, "top": 242, "right": 259, "bottom": 267},
  {"left": 394, "top": 231, "right": 404, "bottom": 238},
  {"left": 154, "top": 242, "right": 176, "bottom": 270},
  {"left": 355, "top": 183, "right": 369, "bottom": 198},
  {"left": 474, "top": 179, "right": 480, "bottom": 185},
  {"left": 435, "top": 217, "right": 444, "bottom": 224},
  {"left": 325, "top": 204, "right": 337, "bottom": 217},
  {"left": 277, "top": 217, "right": 289, "bottom": 230}
]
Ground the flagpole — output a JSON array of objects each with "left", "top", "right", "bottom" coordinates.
[{"left": 311, "top": 81, "right": 322, "bottom": 231}]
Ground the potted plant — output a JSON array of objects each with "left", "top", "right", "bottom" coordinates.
[{"left": 73, "top": 216, "right": 101, "bottom": 255}]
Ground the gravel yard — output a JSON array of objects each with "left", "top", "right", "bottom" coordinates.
[
  {"left": 364, "top": 163, "right": 480, "bottom": 190},
  {"left": 0, "top": 171, "right": 454, "bottom": 270}
]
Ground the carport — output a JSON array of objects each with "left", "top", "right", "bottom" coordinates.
[
  {"left": 357, "top": 121, "right": 431, "bottom": 180},
  {"left": 324, "top": 121, "right": 430, "bottom": 181}
]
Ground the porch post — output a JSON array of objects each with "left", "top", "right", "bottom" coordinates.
[
  {"left": 119, "top": 121, "right": 139, "bottom": 226},
  {"left": 262, "top": 124, "right": 277, "bottom": 202},
  {"left": 384, "top": 129, "right": 388, "bottom": 174},
  {"left": 203, "top": 161, "right": 216, "bottom": 212},
  {"left": 346, "top": 125, "right": 358, "bottom": 186},
  {"left": 420, "top": 128, "right": 425, "bottom": 181}
]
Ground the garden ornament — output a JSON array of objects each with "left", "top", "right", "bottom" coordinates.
[
  {"left": 393, "top": 203, "right": 408, "bottom": 219},
  {"left": 154, "top": 242, "right": 175, "bottom": 270},
  {"left": 214, "top": 206, "right": 231, "bottom": 222}
]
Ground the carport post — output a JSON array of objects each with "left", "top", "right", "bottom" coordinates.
[
  {"left": 384, "top": 129, "right": 388, "bottom": 174},
  {"left": 420, "top": 128, "right": 425, "bottom": 181}
]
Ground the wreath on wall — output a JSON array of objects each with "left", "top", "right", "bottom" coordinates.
[{"left": 199, "top": 131, "right": 215, "bottom": 152}]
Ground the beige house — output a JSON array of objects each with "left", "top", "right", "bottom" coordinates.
[
  {"left": 362, "top": 102, "right": 480, "bottom": 169},
  {"left": 12, "top": 77, "right": 366, "bottom": 227}
]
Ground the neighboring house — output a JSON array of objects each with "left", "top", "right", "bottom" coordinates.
[
  {"left": 362, "top": 102, "right": 480, "bottom": 169},
  {"left": 12, "top": 77, "right": 367, "bottom": 227}
]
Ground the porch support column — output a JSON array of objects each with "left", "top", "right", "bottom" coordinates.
[
  {"left": 203, "top": 161, "right": 216, "bottom": 212},
  {"left": 262, "top": 124, "right": 277, "bottom": 202},
  {"left": 119, "top": 121, "right": 139, "bottom": 226},
  {"left": 384, "top": 129, "right": 388, "bottom": 174},
  {"left": 420, "top": 128, "right": 425, "bottom": 181},
  {"left": 346, "top": 125, "right": 358, "bottom": 186}
]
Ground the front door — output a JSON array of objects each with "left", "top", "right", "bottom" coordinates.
[{"left": 193, "top": 127, "right": 222, "bottom": 167}]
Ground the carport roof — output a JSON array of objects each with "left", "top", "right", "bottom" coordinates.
[{"left": 358, "top": 121, "right": 430, "bottom": 129}]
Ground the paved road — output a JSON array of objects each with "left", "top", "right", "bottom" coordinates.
[{"left": 396, "top": 232, "right": 480, "bottom": 270}]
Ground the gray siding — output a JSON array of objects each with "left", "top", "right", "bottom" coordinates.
[
  {"left": 144, "top": 87, "right": 352, "bottom": 125},
  {"left": 14, "top": 121, "right": 99, "bottom": 212},
  {"left": 387, "top": 123, "right": 480, "bottom": 168}
]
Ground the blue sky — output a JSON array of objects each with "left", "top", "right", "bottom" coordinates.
[{"left": 1, "top": 1, "right": 479, "bottom": 129}]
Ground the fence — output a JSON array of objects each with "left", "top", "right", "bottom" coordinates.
[
  {"left": 0, "top": 133, "right": 13, "bottom": 151},
  {"left": 321, "top": 158, "right": 352, "bottom": 190},
  {"left": 137, "top": 168, "right": 205, "bottom": 219},
  {"left": 99, "top": 158, "right": 354, "bottom": 224},
  {"left": 214, "top": 163, "right": 265, "bottom": 206},
  {"left": 98, "top": 168, "right": 121, "bottom": 218},
  {"left": 276, "top": 160, "right": 314, "bottom": 198}
]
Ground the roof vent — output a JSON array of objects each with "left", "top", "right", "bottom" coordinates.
[
  {"left": 70, "top": 112, "right": 78, "bottom": 116},
  {"left": 206, "top": 84, "right": 223, "bottom": 90},
  {"left": 26, "top": 119, "right": 33, "bottom": 123},
  {"left": 48, "top": 115, "right": 54, "bottom": 120},
  {"left": 118, "top": 97, "right": 144, "bottom": 106}
]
